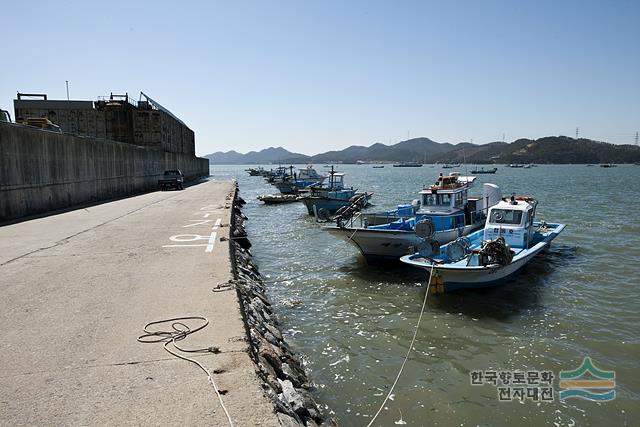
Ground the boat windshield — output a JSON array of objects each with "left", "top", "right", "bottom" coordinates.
[
  {"left": 490, "top": 209, "right": 523, "bottom": 225},
  {"left": 423, "top": 193, "right": 451, "bottom": 206},
  {"left": 454, "top": 192, "right": 464, "bottom": 207}
]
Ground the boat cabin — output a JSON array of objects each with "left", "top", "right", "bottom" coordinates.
[
  {"left": 483, "top": 197, "right": 538, "bottom": 248},
  {"left": 326, "top": 172, "right": 345, "bottom": 190},
  {"left": 416, "top": 174, "right": 477, "bottom": 230},
  {"left": 298, "top": 165, "right": 325, "bottom": 181}
]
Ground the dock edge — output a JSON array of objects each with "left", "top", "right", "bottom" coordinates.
[{"left": 229, "top": 183, "right": 325, "bottom": 427}]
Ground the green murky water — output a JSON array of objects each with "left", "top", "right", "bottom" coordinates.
[{"left": 211, "top": 164, "right": 639, "bottom": 427}]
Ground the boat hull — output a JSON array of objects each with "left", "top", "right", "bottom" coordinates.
[
  {"left": 300, "top": 194, "right": 371, "bottom": 215},
  {"left": 427, "top": 246, "right": 543, "bottom": 292},
  {"left": 325, "top": 223, "right": 481, "bottom": 262}
]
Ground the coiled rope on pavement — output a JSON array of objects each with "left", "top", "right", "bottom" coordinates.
[
  {"left": 366, "top": 263, "right": 436, "bottom": 427},
  {"left": 137, "top": 316, "right": 234, "bottom": 427}
]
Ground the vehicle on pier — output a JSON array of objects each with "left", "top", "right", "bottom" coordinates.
[{"left": 158, "top": 169, "right": 184, "bottom": 190}]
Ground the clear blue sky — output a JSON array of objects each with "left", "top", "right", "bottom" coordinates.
[{"left": 2, "top": 0, "right": 639, "bottom": 155}]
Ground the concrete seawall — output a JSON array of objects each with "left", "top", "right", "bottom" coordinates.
[{"left": 0, "top": 122, "right": 209, "bottom": 221}]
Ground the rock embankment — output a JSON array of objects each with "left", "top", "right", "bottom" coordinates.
[{"left": 230, "top": 187, "right": 325, "bottom": 427}]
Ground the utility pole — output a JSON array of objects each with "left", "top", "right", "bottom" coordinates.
[
  {"left": 65, "top": 81, "right": 69, "bottom": 101},
  {"left": 575, "top": 127, "right": 579, "bottom": 139}
]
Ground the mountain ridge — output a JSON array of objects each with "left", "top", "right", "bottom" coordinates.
[{"left": 204, "top": 136, "right": 640, "bottom": 164}]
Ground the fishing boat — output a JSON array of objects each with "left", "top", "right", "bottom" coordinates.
[
  {"left": 265, "top": 166, "right": 291, "bottom": 183},
  {"left": 298, "top": 168, "right": 372, "bottom": 217},
  {"left": 393, "top": 162, "right": 423, "bottom": 167},
  {"left": 372, "top": 165, "right": 385, "bottom": 168},
  {"left": 324, "top": 173, "right": 502, "bottom": 262},
  {"left": 442, "top": 163, "right": 461, "bottom": 169},
  {"left": 246, "top": 167, "right": 266, "bottom": 176},
  {"left": 471, "top": 167, "right": 498, "bottom": 174},
  {"left": 400, "top": 195, "right": 566, "bottom": 292},
  {"left": 506, "top": 164, "right": 525, "bottom": 168},
  {"left": 600, "top": 163, "right": 617, "bottom": 168},
  {"left": 272, "top": 165, "right": 326, "bottom": 194},
  {"left": 257, "top": 194, "right": 299, "bottom": 204}
]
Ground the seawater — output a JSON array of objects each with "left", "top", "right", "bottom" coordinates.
[{"left": 211, "top": 164, "right": 639, "bottom": 427}]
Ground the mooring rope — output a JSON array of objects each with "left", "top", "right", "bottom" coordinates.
[
  {"left": 137, "top": 316, "right": 234, "bottom": 427},
  {"left": 366, "top": 263, "right": 436, "bottom": 427}
]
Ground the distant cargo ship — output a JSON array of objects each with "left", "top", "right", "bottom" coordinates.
[{"left": 392, "top": 162, "right": 423, "bottom": 167}]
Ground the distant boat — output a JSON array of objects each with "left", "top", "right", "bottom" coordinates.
[
  {"left": 257, "top": 194, "right": 299, "bottom": 204},
  {"left": 372, "top": 165, "right": 385, "bottom": 168},
  {"left": 246, "top": 166, "right": 266, "bottom": 176},
  {"left": 507, "top": 164, "right": 525, "bottom": 168},
  {"left": 471, "top": 167, "right": 498, "bottom": 174},
  {"left": 442, "top": 163, "right": 461, "bottom": 169},
  {"left": 600, "top": 163, "right": 617, "bottom": 168},
  {"left": 393, "top": 162, "right": 423, "bottom": 167}
]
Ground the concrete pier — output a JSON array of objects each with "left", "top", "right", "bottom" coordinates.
[{"left": 0, "top": 180, "right": 281, "bottom": 426}]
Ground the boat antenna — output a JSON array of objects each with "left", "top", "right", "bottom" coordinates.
[{"left": 463, "top": 143, "right": 468, "bottom": 176}]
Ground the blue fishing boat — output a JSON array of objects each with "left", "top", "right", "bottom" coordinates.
[
  {"left": 299, "top": 168, "right": 372, "bottom": 217},
  {"left": 400, "top": 196, "right": 566, "bottom": 292},
  {"left": 324, "top": 173, "right": 502, "bottom": 262},
  {"left": 273, "top": 165, "right": 326, "bottom": 194}
]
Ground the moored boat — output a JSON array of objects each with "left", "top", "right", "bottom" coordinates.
[
  {"left": 246, "top": 167, "right": 266, "bottom": 176},
  {"left": 324, "top": 173, "right": 502, "bottom": 262},
  {"left": 298, "top": 168, "right": 372, "bottom": 216},
  {"left": 470, "top": 167, "right": 498, "bottom": 174},
  {"left": 257, "top": 194, "right": 300, "bottom": 204},
  {"left": 400, "top": 196, "right": 566, "bottom": 292},
  {"left": 393, "top": 162, "right": 423, "bottom": 167}
]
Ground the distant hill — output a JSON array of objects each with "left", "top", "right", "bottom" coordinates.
[
  {"left": 434, "top": 136, "right": 640, "bottom": 164},
  {"left": 310, "top": 138, "right": 457, "bottom": 163},
  {"left": 205, "top": 146, "right": 310, "bottom": 164},
  {"left": 203, "top": 136, "right": 640, "bottom": 164}
]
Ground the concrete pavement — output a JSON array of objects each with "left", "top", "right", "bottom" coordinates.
[{"left": 0, "top": 180, "right": 281, "bottom": 426}]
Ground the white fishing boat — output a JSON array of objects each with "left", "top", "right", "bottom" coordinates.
[
  {"left": 400, "top": 196, "right": 566, "bottom": 292},
  {"left": 324, "top": 173, "right": 502, "bottom": 262}
]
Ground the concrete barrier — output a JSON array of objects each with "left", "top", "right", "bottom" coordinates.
[{"left": 0, "top": 122, "right": 209, "bottom": 221}]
